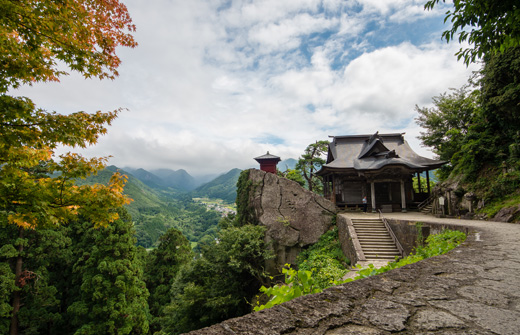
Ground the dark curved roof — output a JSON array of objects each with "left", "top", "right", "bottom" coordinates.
[
  {"left": 254, "top": 151, "right": 281, "bottom": 162},
  {"left": 317, "top": 132, "right": 445, "bottom": 175}
]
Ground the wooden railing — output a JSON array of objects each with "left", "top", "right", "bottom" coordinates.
[
  {"left": 418, "top": 194, "right": 435, "bottom": 212},
  {"left": 378, "top": 210, "right": 406, "bottom": 258}
]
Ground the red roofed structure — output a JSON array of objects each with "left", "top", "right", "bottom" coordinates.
[{"left": 254, "top": 151, "right": 281, "bottom": 174}]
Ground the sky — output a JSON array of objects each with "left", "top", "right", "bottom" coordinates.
[{"left": 12, "top": 0, "right": 479, "bottom": 177}]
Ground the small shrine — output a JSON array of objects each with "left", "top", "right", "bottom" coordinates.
[{"left": 254, "top": 151, "right": 281, "bottom": 174}]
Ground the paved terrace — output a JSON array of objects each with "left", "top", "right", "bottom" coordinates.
[{"left": 189, "top": 213, "right": 520, "bottom": 334}]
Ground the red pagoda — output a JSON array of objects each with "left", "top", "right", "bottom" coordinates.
[{"left": 254, "top": 151, "right": 281, "bottom": 174}]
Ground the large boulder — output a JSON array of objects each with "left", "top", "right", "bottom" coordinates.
[{"left": 244, "top": 169, "right": 337, "bottom": 273}]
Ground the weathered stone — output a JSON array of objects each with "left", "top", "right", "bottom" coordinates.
[
  {"left": 493, "top": 205, "right": 520, "bottom": 222},
  {"left": 457, "top": 285, "right": 511, "bottom": 308},
  {"left": 411, "top": 309, "right": 465, "bottom": 331},
  {"left": 325, "top": 324, "right": 388, "bottom": 334},
  {"left": 430, "top": 299, "right": 520, "bottom": 335},
  {"left": 357, "top": 300, "right": 410, "bottom": 332},
  {"left": 247, "top": 169, "right": 336, "bottom": 271}
]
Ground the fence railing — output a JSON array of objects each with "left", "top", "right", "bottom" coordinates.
[{"left": 378, "top": 210, "right": 406, "bottom": 258}]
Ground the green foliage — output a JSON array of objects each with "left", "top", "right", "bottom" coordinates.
[
  {"left": 416, "top": 47, "right": 520, "bottom": 213},
  {"left": 78, "top": 167, "right": 222, "bottom": 248},
  {"left": 254, "top": 229, "right": 466, "bottom": 311},
  {"left": 296, "top": 140, "right": 329, "bottom": 193},
  {"left": 162, "top": 223, "right": 272, "bottom": 334},
  {"left": 425, "top": 0, "right": 520, "bottom": 65},
  {"left": 415, "top": 81, "right": 479, "bottom": 180},
  {"left": 65, "top": 211, "right": 149, "bottom": 335},
  {"left": 412, "top": 176, "right": 436, "bottom": 193},
  {"left": 0, "top": 0, "right": 137, "bottom": 92},
  {"left": 253, "top": 265, "right": 321, "bottom": 311},
  {"left": 278, "top": 168, "right": 306, "bottom": 187},
  {"left": 144, "top": 228, "right": 192, "bottom": 333},
  {"left": 297, "top": 227, "right": 349, "bottom": 290},
  {"left": 236, "top": 170, "right": 258, "bottom": 227}
]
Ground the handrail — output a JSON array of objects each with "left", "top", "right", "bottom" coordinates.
[
  {"left": 378, "top": 210, "right": 406, "bottom": 259},
  {"left": 417, "top": 194, "right": 435, "bottom": 211}
]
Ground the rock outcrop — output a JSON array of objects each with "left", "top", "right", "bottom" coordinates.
[{"left": 244, "top": 169, "right": 337, "bottom": 273}]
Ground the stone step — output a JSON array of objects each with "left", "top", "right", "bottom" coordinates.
[
  {"left": 356, "top": 232, "right": 391, "bottom": 237},
  {"left": 352, "top": 220, "right": 385, "bottom": 224},
  {"left": 359, "top": 242, "right": 398, "bottom": 248},
  {"left": 356, "top": 228, "right": 388, "bottom": 234},
  {"left": 364, "top": 251, "right": 401, "bottom": 257},
  {"left": 363, "top": 249, "right": 400, "bottom": 254}
]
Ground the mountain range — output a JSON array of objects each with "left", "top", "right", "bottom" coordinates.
[{"left": 77, "top": 158, "right": 296, "bottom": 247}]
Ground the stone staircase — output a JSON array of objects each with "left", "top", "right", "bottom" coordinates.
[{"left": 352, "top": 218, "right": 401, "bottom": 262}]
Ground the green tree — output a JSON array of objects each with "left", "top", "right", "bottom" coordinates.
[
  {"left": 0, "top": 1, "right": 136, "bottom": 333},
  {"left": 425, "top": 0, "right": 520, "bottom": 65},
  {"left": 415, "top": 81, "right": 479, "bottom": 179},
  {"left": 0, "top": 223, "right": 72, "bottom": 335},
  {"left": 144, "top": 228, "right": 192, "bottom": 333},
  {"left": 278, "top": 168, "right": 306, "bottom": 187},
  {"left": 162, "top": 222, "right": 271, "bottom": 334},
  {"left": 451, "top": 46, "right": 520, "bottom": 183},
  {"left": 296, "top": 140, "right": 329, "bottom": 193},
  {"left": 65, "top": 210, "right": 149, "bottom": 335}
]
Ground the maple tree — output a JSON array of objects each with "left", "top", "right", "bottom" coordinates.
[
  {"left": 0, "top": 0, "right": 137, "bottom": 92},
  {"left": 0, "top": 0, "right": 137, "bottom": 333}
]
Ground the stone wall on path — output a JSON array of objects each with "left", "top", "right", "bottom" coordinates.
[{"left": 246, "top": 169, "right": 337, "bottom": 273}]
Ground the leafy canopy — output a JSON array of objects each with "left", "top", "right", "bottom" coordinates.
[
  {"left": 425, "top": 0, "right": 520, "bottom": 65},
  {"left": 296, "top": 140, "right": 329, "bottom": 193},
  {"left": 0, "top": 0, "right": 137, "bottom": 92},
  {"left": 1, "top": 1, "right": 136, "bottom": 333}
]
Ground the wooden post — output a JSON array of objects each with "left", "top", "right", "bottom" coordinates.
[
  {"left": 417, "top": 172, "right": 422, "bottom": 193},
  {"left": 370, "top": 181, "right": 376, "bottom": 213},
  {"left": 426, "top": 170, "right": 431, "bottom": 194},
  {"left": 400, "top": 179, "right": 407, "bottom": 212}
]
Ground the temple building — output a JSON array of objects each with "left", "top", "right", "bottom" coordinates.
[{"left": 316, "top": 132, "right": 445, "bottom": 212}]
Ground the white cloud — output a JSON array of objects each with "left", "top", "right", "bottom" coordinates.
[{"left": 11, "top": 0, "right": 475, "bottom": 176}]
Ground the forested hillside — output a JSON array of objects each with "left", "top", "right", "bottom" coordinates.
[
  {"left": 78, "top": 166, "right": 222, "bottom": 248},
  {"left": 192, "top": 168, "right": 242, "bottom": 203},
  {"left": 125, "top": 167, "right": 199, "bottom": 191}
]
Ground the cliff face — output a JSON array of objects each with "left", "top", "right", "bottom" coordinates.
[{"left": 244, "top": 169, "right": 337, "bottom": 273}]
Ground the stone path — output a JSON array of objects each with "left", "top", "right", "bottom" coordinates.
[{"left": 188, "top": 213, "right": 520, "bottom": 334}]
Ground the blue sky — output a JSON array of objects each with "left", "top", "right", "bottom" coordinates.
[{"left": 13, "top": 0, "right": 478, "bottom": 176}]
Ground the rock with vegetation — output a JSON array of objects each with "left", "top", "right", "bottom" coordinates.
[{"left": 238, "top": 169, "right": 337, "bottom": 273}]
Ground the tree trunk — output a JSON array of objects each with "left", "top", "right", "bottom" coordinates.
[{"left": 10, "top": 227, "right": 24, "bottom": 335}]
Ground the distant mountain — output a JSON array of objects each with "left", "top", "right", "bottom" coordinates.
[
  {"left": 151, "top": 168, "right": 198, "bottom": 191},
  {"left": 124, "top": 167, "right": 198, "bottom": 191},
  {"left": 278, "top": 158, "right": 297, "bottom": 172},
  {"left": 130, "top": 168, "right": 165, "bottom": 189},
  {"left": 193, "top": 168, "right": 242, "bottom": 203}
]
